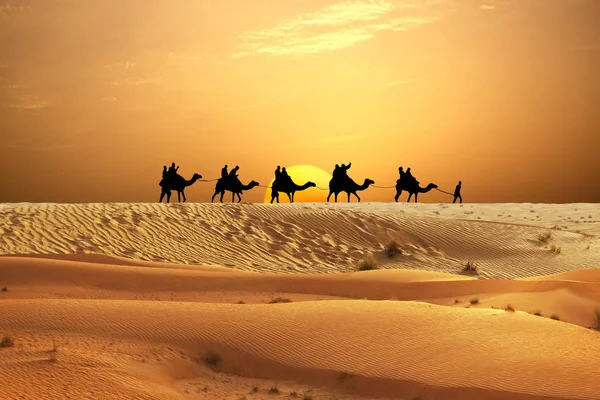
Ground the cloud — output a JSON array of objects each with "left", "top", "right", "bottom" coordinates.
[
  {"left": 373, "top": 77, "right": 421, "bottom": 88},
  {"left": 318, "top": 134, "right": 366, "bottom": 144},
  {"left": 0, "top": 3, "right": 32, "bottom": 16},
  {"left": 234, "top": 0, "right": 443, "bottom": 58},
  {"left": 110, "top": 77, "right": 161, "bottom": 86},
  {"left": 101, "top": 96, "right": 117, "bottom": 102},
  {"left": 105, "top": 59, "right": 136, "bottom": 71},
  {"left": 481, "top": 4, "right": 495, "bottom": 10},
  {"left": 9, "top": 95, "right": 49, "bottom": 110}
]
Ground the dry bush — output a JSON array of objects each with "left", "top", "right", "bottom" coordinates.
[
  {"left": 550, "top": 314, "right": 560, "bottom": 321},
  {"left": 204, "top": 352, "right": 221, "bottom": 366},
  {"left": 593, "top": 308, "right": 600, "bottom": 331},
  {"left": 356, "top": 257, "right": 379, "bottom": 271},
  {"left": 504, "top": 304, "right": 515, "bottom": 312},
  {"left": 550, "top": 244, "right": 561, "bottom": 254},
  {"left": 462, "top": 260, "right": 479, "bottom": 275},
  {"left": 269, "top": 297, "right": 292, "bottom": 304},
  {"left": 470, "top": 298, "right": 479, "bottom": 305},
  {"left": 1, "top": 335, "right": 13, "bottom": 348},
  {"left": 384, "top": 240, "right": 402, "bottom": 258},
  {"left": 537, "top": 232, "right": 552, "bottom": 245},
  {"left": 268, "top": 386, "right": 279, "bottom": 394}
]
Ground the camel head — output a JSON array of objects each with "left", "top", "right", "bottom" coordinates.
[
  {"left": 364, "top": 179, "right": 375, "bottom": 186},
  {"left": 426, "top": 183, "right": 438, "bottom": 190},
  {"left": 247, "top": 180, "right": 260, "bottom": 189},
  {"left": 192, "top": 173, "right": 203, "bottom": 181},
  {"left": 306, "top": 181, "right": 317, "bottom": 188}
]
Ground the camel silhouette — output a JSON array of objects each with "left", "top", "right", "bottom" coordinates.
[
  {"left": 394, "top": 181, "right": 438, "bottom": 203},
  {"left": 211, "top": 178, "right": 260, "bottom": 203},
  {"left": 159, "top": 173, "right": 202, "bottom": 203},
  {"left": 327, "top": 178, "right": 375, "bottom": 203},
  {"left": 270, "top": 180, "right": 316, "bottom": 203}
]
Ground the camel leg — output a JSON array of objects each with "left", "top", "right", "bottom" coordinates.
[
  {"left": 327, "top": 192, "right": 332, "bottom": 202},
  {"left": 159, "top": 190, "right": 166, "bottom": 203},
  {"left": 407, "top": 193, "right": 413, "bottom": 202},
  {"left": 334, "top": 193, "right": 338, "bottom": 203},
  {"left": 354, "top": 192, "right": 361, "bottom": 202},
  {"left": 166, "top": 191, "right": 171, "bottom": 203},
  {"left": 181, "top": 190, "right": 186, "bottom": 203},
  {"left": 286, "top": 193, "right": 292, "bottom": 203},
  {"left": 231, "top": 192, "right": 235, "bottom": 203},
  {"left": 414, "top": 193, "right": 418, "bottom": 203},
  {"left": 236, "top": 193, "right": 242, "bottom": 203},
  {"left": 211, "top": 192, "right": 216, "bottom": 203},
  {"left": 394, "top": 190, "right": 401, "bottom": 203},
  {"left": 347, "top": 192, "right": 351, "bottom": 203},
  {"left": 219, "top": 191, "right": 224, "bottom": 203},
  {"left": 291, "top": 192, "right": 295, "bottom": 203}
]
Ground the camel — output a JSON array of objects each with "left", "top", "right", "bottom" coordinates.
[
  {"left": 211, "top": 178, "right": 260, "bottom": 203},
  {"left": 394, "top": 180, "right": 438, "bottom": 203},
  {"left": 327, "top": 178, "right": 375, "bottom": 203},
  {"left": 270, "top": 180, "right": 316, "bottom": 203},
  {"left": 159, "top": 173, "right": 202, "bottom": 203}
]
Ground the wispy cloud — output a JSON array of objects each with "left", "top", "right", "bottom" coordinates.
[
  {"left": 319, "top": 134, "right": 366, "bottom": 144},
  {"left": 105, "top": 58, "right": 136, "bottom": 71},
  {"left": 234, "top": 0, "right": 443, "bottom": 58},
  {"left": 481, "top": 4, "right": 495, "bottom": 11},
  {"left": 0, "top": 3, "right": 32, "bottom": 16},
  {"left": 9, "top": 95, "right": 49, "bottom": 110},
  {"left": 101, "top": 96, "right": 117, "bottom": 103},
  {"left": 373, "top": 77, "right": 421, "bottom": 88},
  {"left": 110, "top": 77, "right": 161, "bottom": 86}
]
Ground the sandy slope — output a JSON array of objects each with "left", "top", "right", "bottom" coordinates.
[
  {"left": 1, "top": 203, "right": 599, "bottom": 399},
  {"left": 0, "top": 203, "right": 598, "bottom": 278}
]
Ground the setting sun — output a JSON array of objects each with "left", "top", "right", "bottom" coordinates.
[{"left": 263, "top": 165, "right": 332, "bottom": 203}]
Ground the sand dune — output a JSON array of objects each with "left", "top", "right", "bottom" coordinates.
[
  {"left": 1, "top": 203, "right": 599, "bottom": 399},
  {"left": 0, "top": 203, "right": 598, "bottom": 278}
]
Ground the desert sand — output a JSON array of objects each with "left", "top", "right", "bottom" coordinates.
[{"left": 1, "top": 202, "right": 599, "bottom": 400}]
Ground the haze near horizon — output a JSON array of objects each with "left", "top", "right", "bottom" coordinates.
[{"left": 1, "top": 0, "right": 599, "bottom": 203}]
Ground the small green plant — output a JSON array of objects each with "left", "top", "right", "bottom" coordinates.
[
  {"left": 1, "top": 335, "right": 14, "bottom": 348},
  {"left": 462, "top": 260, "right": 478, "bottom": 275},
  {"left": 269, "top": 386, "right": 279, "bottom": 394},
  {"left": 550, "top": 244, "right": 561, "bottom": 254},
  {"left": 504, "top": 304, "right": 515, "bottom": 312},
  {"left": 204, "top": 352, "right": 221, "bottom": 366},
  {"left": 550, "top": 314, "right": 560, "bottom": 321},
  {"left": 356, "top": 257, "right": 378, "bottom": 271},
  {"left": 269, "top": 297, "right": 292, "bottom": 304},
  {"left": 470, "top": 298, "right": 479, "bottom": 305},
  {"left": 384, "top": 240, "right": 402, "bottom": 258}
]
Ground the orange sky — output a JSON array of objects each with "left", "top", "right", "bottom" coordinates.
[{"left": 1, "top": 0, "right": 599, "bottom": 203}]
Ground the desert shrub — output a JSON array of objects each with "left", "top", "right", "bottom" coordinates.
[
  {"left": 303, "top": 395, "right": 313, "bottom": 400},
  {"left": 384, "top": 240, "right": 402, "bottom": 258},
  {"left": 532, "top": 310, "right": 542, "bottom": 316},
  {"left": 269, "top": 297, "right": 292, "bottom": 304},
  {"left": 204, "top": 352, "right": 220, "bottom": 366},
  {"left": 269, "top": 386, "right": 279, "bottom": 394},
  {"left": 550, "top": 314, "right": 560, "bottom": 321},
  {"left": 504, "top": 304, "right": 515, "bottom": 312},
  {"left": 550, "top": 244, "right": 561, "bottom": 254},
  {"left": 593, "top": 308, "right": 600, "bottom": 331},
  {"left": 251, "top": 386, "right": 259, "bottom": 393},
  {"left": 237, "top": 300, "right": 246, "bottom": 304},
  {"left": 356, "top": 257, "right": 378, "bottom": 271},
  {"left": 1, "top": 287, "right": 7, "bottom": 292},
  {"left": 469, "top": 298, "right": 479, "bottom": 305},
  {"left": 537, "top": 232, "right": 552, "bottom": 245},
  {"left": 290, "top": 391, "right": 298, "bottom": 398},
  {"left": 462, "top": 260, "right": 478, "bottom": 275},
  {"left": 1, "top": 335, "right": 13, "bottom": 348}
]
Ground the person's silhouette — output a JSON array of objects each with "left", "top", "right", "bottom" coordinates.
[
  {"left": 332, "top": 164, "right": 340, "bottom": 179},
  {"left": 162, "top": 166, "right": 168, "bottom": 180},
  {"left": 168, "top": 162, "right": 179, "bottom": 177},
  {"left": 453, "top": 181, "right": 463, "bottom": 204},
  {"left": 406, "top": 167, "right": 419, "bottom": 185},
  {"left": 339, "top": 162, "right": 351, "bottom": 183},
  {"left": 398, "top": 166, "right": 405, "bottom": 181},
  {"left": 221, "top": 165, "right": 228, "bottom": 179},
  {"left": 281, "top": 167, "right": 292, "bottom": 184},
  {"left": 228, "top": 165, "right": 240, "bottom": 185},
  {"left": 275, "top": 166, "right": 281, "bottom": 180}
]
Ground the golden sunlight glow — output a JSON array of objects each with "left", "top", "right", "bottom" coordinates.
[{"left": 263, "top": 165, "right": 332, "bottom": 203}]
